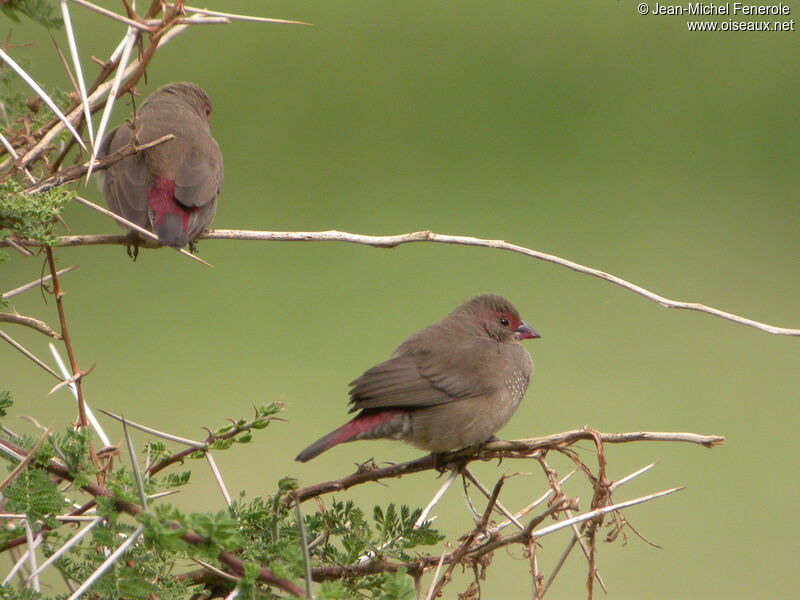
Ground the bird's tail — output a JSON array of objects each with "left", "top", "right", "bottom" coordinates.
[
  {"left": 295, "top": 410, "right": 406, "bottom": 462},
  {"left": 295, "top": 425, "right": 353, "bottom": 463},
  {"left": 153, "top": 213, "right": 188, "bottom": 248}
]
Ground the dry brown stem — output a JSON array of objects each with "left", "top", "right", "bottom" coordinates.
[
  {"left": 22, "top": 133, "right": 174, "bottom": 195},
  {"left": 44, "top": 248, "right": 88, "bottom": 430},
  {"left": 0, "top": 312, "right": 61, "bottom": 338}
]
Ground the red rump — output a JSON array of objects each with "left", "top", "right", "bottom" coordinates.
[
  {"left": 147, "top": 177, "right": 196, "bottom": 232},
  {"left": 330, "top": 410, "right": 405, "bottom": 446}
]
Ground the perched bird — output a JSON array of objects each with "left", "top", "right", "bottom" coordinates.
[
  {"left": 296, "top": 294, "right": 540, "bottom": 462},
  {"left": 97, "top": 82, "right": 223, "bottom": 250}
]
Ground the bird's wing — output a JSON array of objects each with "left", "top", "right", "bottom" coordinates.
[
  {"left": 348, "top": 338, "right": 499, "bottom": 412},
  {"left": 97, "top": 124, "right": 150, "bottom": 225},
  {"left": 173, "top": 141, "right": 223, "bottom": 209}
]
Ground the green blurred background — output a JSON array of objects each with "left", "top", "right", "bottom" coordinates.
[{"left": 3, "top": 1, "right": 799, "bottom": 597}]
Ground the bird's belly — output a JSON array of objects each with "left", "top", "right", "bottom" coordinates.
[{"left": 407, "top": 391, "right": 523, "bottom": 453}]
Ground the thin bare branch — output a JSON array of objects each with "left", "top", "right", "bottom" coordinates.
[
  {"left": 97, "top": 408, "right": 203, "bottom": 447},
  {"left": 430, "top": 476, "right": 507, "bottom": 597},
  {"left": 66, "top": 0, "right": 153, "bottom": 32},
  {"left": 23, "top": 134, "right": 174, "bottom": 195},
  {"left": 205, "top": 452, "right": 232, "bottom": 508},
  {"left": 0, "top": 313, "right": 61, "bottom": 338},
  {"left": 533, "top": 487, "right": 683, "bottom": 540},
  {"left": 178, "top": 5, "right": 311, "bottom": 26},
  {"left": 0, "top": 329, "right": 63, "bottom": 381},
  {"left": 2, "top": 237, "right": 33, "bottom": 256},
  {"left": 3, "top": 266, "right": 78, "bottom": 300},
  {"left": 414, "top": 468, "right": 459, "bottom": 529},
  {"left": 542, "top": 525, "right": 582, "bottom": 597},
  {"left": 424, "top": 546, "right": 448, "bottom": 600},
  {"left": 478, "top": 469, "right": 577, "bottom": 542},
  {"left": 190, "top": 559, "right": 238, "bottom": 583},
  {"left": 610, "top": 461, "right": 658, "bottom": 492},
  {"left": 463, "top": 467, "right": 524, "bottom": 529},
  {"left": 144, "top": 16, "right": 231, "bottom": 26},
  {"left": 529, "top": 535, "right": 541, "bottom": 600},
  {"left": 5, "top": 229, "right": 795, "bottom": 335}
]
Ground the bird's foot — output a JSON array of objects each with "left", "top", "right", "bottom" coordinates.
[
  {"left": 432, "top": 452, "right": 452, "bottom": 473},
  {"left": 188, "top": 241, "right": 198, "bottom": 254},
  {"left": 355, "top": 458, "right": 379, "bottom": 474},
  {"left": 124, "top": 232, "right": 141, "bottom": 261},
  {"left": 480, "top": 436, "right": 502, "bottom": 465}
]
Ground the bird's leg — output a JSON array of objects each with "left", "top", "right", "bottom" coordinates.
[{"left": 188, "top": 240, "right": 198, "bottom": 254}]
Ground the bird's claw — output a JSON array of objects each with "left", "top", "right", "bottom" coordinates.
[
  {"left": 433, "top": 452, "right": 450, "bottom": 473},
  {"left": 124, "top": 232, "right": 140, "bottom": 261}
]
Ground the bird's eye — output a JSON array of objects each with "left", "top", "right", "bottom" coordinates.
[{"left": 499, "top": 317, "right": 510, "bottom": 327}]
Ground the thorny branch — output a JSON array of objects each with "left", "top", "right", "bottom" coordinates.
[
  {"left": 44, "top": 248, "right": 88, "bottom": 430},
  {"left": 2, "top": 229, "right": 797, "bottom": 337},
  {"left": 289, "top": 429, "right": 724, "bottom": 505},
  {"left": 0, "top": 1, "right": 742, "bottom": 598},
  {"left": 0, "top": 419, "right": 719, "bottom": 598},
  {"left": 0, "top": 436, "right": 305, "bottom": 597},
  {"left": 21, "top": 133, "right": 174, "bottom": 195}
]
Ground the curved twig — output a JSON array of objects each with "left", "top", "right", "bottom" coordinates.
[
  {"left": 0, "top": 313, "right": 61, "bottom": 338},
  {"left": 22, "top": 134, "right": 174, "bottom": 195},
  {"left": 2, "top": 229, "right": 794, "bottom": 336}
]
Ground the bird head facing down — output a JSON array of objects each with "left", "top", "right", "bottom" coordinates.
[
  {"left": 143, "top": 82, "right": 214, "bottom": 125},
  {"left": 454, "top": 294, "right": 540, "bottom": 343}
]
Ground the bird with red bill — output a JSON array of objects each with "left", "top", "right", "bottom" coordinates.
[{"left": 296, "top": 294, "right": 540, "bottom": 462}]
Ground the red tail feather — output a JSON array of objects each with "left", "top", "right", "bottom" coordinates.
[{"left": 295, "top": 410, "right": 404, "bottom": 462}]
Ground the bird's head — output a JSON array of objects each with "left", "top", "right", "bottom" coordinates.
[
  {"left": 457, "top": 294, "right": 541, "bottom": 343},
  {"left": 146, "top": 82, "right": 214, "bottom": 123}
]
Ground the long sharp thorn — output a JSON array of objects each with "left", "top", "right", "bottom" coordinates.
[
  {"left": 0, "top": 49, "right": 86, "bottom": 150},
  {"left": 60, "top": 0, "right": 95, "bottom": 145},
  {"left": 88, "top": 28, "right": 137, "bottom": 181}
]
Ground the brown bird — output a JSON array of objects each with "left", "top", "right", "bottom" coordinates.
[
  {"left": 296, "top": 294, "right": 540, "bottom": 462},
  {"left": 97, "top": 82, "right": 223, "bottom": 250}
]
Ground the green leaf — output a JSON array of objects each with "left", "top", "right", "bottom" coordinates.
[
  {"left": 0, "top": 0, "right": 63, "bottom": 29},
  {"left": 0, "top": 180, "right": 74, "bottom": 246},
  {"left": 4, "top": 468, "right": 65, "bottom": 522},
  {"left": 0, "top": 391, "right": 12, "bottom": 417}
]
